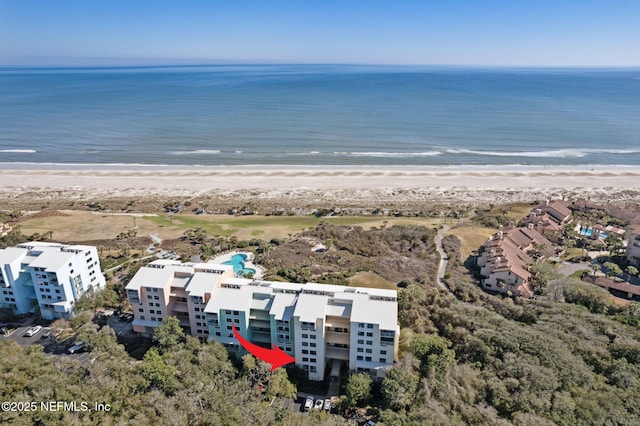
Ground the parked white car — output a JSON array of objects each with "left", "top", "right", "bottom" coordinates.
[
  {"left": 68, "top": 341, "right": 87, "bottom": 354},
  {"left": 323, "top": 399, "right": 332, "bottom": 411},
  {"left": 304, "top": 396, "right": 314, "bottom": 411},
  {"left": 24, "top": 326, "right": 42, "bottom": 337}
]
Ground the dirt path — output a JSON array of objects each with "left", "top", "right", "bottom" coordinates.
[{"left": 435, "top": 225, "right": 454, "bottom": 294}]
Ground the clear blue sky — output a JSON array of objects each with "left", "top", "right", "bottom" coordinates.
[{"left": 1, "top": 0, "right": 639, "bottom": 66}]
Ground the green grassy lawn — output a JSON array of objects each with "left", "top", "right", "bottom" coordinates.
[
  {"left": 19, "top": 210, "right": 444, "bottom": 242},
  {"left": 348, "top": 271, "right": 397, "bottom": 290},
  {"left": 143, "top": 214, "right": 439, "bottom": 240}
]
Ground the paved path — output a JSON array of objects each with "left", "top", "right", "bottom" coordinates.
[{"left": 434, "top": 225, "right": 454, "bottom": 294}]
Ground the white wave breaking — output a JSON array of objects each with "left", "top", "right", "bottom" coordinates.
[
  {"left": 171, "top": 150, "right": 221, "bottom": 155},
  {"left": 445, "top": 148, "right": 640, "bottom": 158},
  {"left": 0, "top": 149, "right": 37, "bottom": 153},
  {"left": 334, "top": 151, "right": 443, "bottom": 158}
]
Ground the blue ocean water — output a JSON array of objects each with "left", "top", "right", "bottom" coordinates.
[{"left": 0, "top": 65, "right": 639, "bottom": 166}]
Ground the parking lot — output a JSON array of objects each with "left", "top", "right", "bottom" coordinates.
[
  {"left": 0, "top": 313, "right": 136, "bottom": 364},
  {"left": 0, "top": 324, "right": 92, "bottom": 362}
]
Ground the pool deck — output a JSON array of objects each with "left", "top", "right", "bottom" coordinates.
[{"left": 210, "top": 251, "right": 264, "bottom": 279}]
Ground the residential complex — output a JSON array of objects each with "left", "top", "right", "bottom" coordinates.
[
  {"left": 126, "top": 259, "right": 400, "bottom": 381},
  {"left": 0, "top": 242, "right": 105, "bottom": 320},
  {"left": 520, "top": 199, "right": 572, "bottom": 243},
  {"left": 477, "top": 227, "right": 556, "bottom": 297}
]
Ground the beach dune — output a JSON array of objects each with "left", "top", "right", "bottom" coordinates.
[{"left": 1, "top": 165, "right": 639, "bottom": 209}]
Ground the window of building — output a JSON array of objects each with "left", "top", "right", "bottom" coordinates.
[
  {"left": 380, "top": 350, "right": 387, "bottom": 355},
  {"left": 302, "top": 357, "right": 308, "bottom": 362},
  {"left": 147, "top": 295, "right": 153, "bottom": 299},
  {"left": 367, "top": 324, "right": 374, "bottom": 329},
  {"left": 155, "top": 303, "right": 160, "bottom": 307},
  {"left": 226, "top": 318, "right": 232, "bottom": 322},
  {"left": 154, "top": 296, "right": 159, "bottom": 300},
  {"left": 366, "top": 349, "right": 372, "bottom": 354},
  {"left": 310, "top": 342, "right": 316, "bottom": 347},
  {"left": 310, "top": 350, "right": 316, "bottom": 355},
  {"left": 302, "top": 334, "right": 308, "bottom": 338},
  {"left": 310, "top": 366, "right": 317, "bottom": 373},
  {"left": 366, "top": 340, "right": 372, "bottom": 345},
  {"left": 138, "top": 308, "right": 144, "bottom": 313},
  {"left": 195, "top": 307, "right": 200, "bottom": 312},
  {"left": 226, "top": 326, "right": 232, "bottom": 330},
  {"left": 225, "top": 310, "right": 231, "bottom": 315},
  {"left": 358, "top": 339, "right": 364, "bottom": 345},
  {"left": 150, "top": 310, "right": 155, "bottom": 314},
  {"left": 302, "top": 342, "right": 308, "bottom": 346},
  {"left": 157, "top": 317, "right": 162, "bottom": 322},
  {"left": 302, "top": 350, "right": 308, "bottom": 354},
  {"left": 358, "top": 323, "right": 365, "bottom": 328},
  {"left": 215, "top": 332, "right": 221, "bottom": 336},
  {"left": 310, "top": 358, "right": 316, "bottom": 363},
  {"left": 140, "top": 316, "right": 146, "bottom": 320},
  {"left": 234, "top": 319, "right": 239, "bottom": 323},
  {"left": 365, "top": 357, "right": 371, "bottom": 362},
  {"left": 358, "top": 331, "right": 364, "bottom": 336},
  {"left": 380, "top": 358, "right": 386, "bottom": 363},
  {"left": 233, "top": 311, "right": 239, "bottom": 315},
  {"left": 151, "top": 317, "right": 156, "bottom": 321},
  {"left": 357, "top": 347, "right": 364, "bottom": 353},
  {"left": 366, "top": 332, "right": 373, "bottom": 337},
  {"left": 196, "top": 322, "right": 202, "bottom": 327},
  {"left": 310, "top": 335, "right": 316, "bottom": 339},
  {"left": 357, "top": 356, "right": 363, "bottom": 361}
]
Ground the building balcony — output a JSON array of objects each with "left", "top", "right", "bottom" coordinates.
[
  {"left": 325, "top": 316, "right": 350, "bottom": 328},
  {"left": 325, "top": 331, "right": 350, "bottom": 345},
  {"left": 325, "top": 346, "right": 349, "bottom": 361},
  {"left": 249, "top": 319, "right": 270, "bottom": 329},
  {"left": 251, "top": 330, "right": 272, "bottom": 345},
  {"left": 170, "top": 301, "right": 189, "bottom": 313},
  {"left": 175, "top": 315, "right": 190, "bottom": 327},
  {"left": 249, "top": 314, "right": 270, "bottom": 323}
]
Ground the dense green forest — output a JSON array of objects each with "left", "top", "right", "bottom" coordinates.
[{"left": 2, "top": 224, "right": 640, "bottom": 425}]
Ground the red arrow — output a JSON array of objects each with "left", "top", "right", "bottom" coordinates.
[{"left": 231, "top": 322, "right": 295, "bottom": 371}]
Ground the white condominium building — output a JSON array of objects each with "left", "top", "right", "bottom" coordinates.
[
  {"left": 125, "top": 260, "right": 235, "bottom": 338},
  {"left": 126, "top": 260, "right": 400, "bottom": 381},
  {"left": 0, "top": 242, "right": 105, "bottom": 320}
]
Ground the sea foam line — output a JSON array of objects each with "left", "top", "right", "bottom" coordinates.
[
  {"left": 0, "top": 149, "right": 37, "bottom": 153},
  {"left": 333, "top": 151, "right": 443, "bottom": 157},
  {"left": 171, "top": 150, "right": 221, "bottom": 155},
  {"left": 445, "top": 148, "right": 640, "bottom": 158}
]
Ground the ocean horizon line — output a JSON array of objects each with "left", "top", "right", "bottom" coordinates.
[{"left": 2, "top": 63, "right": 640, "bottom": 72}]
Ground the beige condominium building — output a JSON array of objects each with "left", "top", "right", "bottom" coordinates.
[{"left": 126, "top": 259, "right": 400, "bottom": 381}]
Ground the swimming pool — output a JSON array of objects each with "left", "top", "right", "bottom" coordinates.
[
  {"left": 579, "top": 228, "right": 607, "bottom": 239},
  {"left": 223, "top": 253, "right": 256, "bottom": 277}
]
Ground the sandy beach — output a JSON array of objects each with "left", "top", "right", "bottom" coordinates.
[{"left": 1, "top": 165, "right": 639, "bottom": 212}]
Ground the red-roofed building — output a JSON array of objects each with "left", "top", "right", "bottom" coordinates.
[
  {"left": 477, "top": 227, "right": 556, "bottom": 297},
  {"left": 521, "top": 199, "right": 572, "bottom": 242}
]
